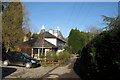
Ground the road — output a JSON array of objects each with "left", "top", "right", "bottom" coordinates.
[{"left": 1, "top": 55, "right": 81, "bottom": 79}]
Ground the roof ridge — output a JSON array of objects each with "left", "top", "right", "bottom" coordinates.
[{"left": 44, "top": 31, "right": 65, "bottom": 42}]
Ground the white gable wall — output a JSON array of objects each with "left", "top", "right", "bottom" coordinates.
[{"left": 45, "top": 38, "right": 57, "bottom": 46}]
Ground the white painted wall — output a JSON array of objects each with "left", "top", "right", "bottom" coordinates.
[
  {"left": 58, "top": 49, "right": 64, "bottom": 53},
  {"left": 45, "top": 38, "right": 57, "bottom": 46},
  {"left": 56, "top": 49, "right": 64, "bottom": 54}
]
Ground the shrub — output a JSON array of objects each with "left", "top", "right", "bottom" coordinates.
[
  {"left": 53, "top": 54, "right": 59, "bottom": 62},
  {"left": 58, "top": 51, "right": 72, "bottom": 64},
  {"left": 40, "top": 55, "right": 45, "bottom": 58},
  {"left": 43, "top": 50, "right": 72, "bottom": 64},
  {"left": 80, "top": 30, "right": 120, "bottom": 80}
]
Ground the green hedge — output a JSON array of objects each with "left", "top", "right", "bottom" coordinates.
[{"left": 80, "top": 29, "right": 120, "bottom": 80}]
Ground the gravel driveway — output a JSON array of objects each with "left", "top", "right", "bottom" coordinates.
[
  {"left": 42, "top": 55, "right": 81, "bottom": 79},
  {"left": 2, "top": 63, "right": 58, "bottom": 78},
  {"left": 1, "top": 55, "right": 81, "bottom": 79}
]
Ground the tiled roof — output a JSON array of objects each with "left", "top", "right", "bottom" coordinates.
[
  {"left": 19, "top": 31, "right": 65, "bottom": 48},
  {"left": 43, "top": 32, "right": 65, "bottom": 42}
]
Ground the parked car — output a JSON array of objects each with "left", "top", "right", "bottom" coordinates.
[{"left": 3, "top": 51, "right": 40, "bottom": 68}]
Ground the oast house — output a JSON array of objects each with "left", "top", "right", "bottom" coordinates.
[{"left": 16, "top": 25, "right": 66, "bottom": 59}]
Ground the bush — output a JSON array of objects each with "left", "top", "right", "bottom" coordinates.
[
  {"left": 53, "top": 54, "right": 59, "bottom": 62},
  {"left": 40, "top": 55, "right": 45, "bottom": 58},
  {"left": 43, "top": 50, "right": 72, "bottom": 64},
  {"left": 59, "top": 51, "right": 71, "bottom": 64},
  {"left": 80, "top": 30, "right": 120, "bottom": 80},
  {"left": 46, "top": 50, "right": 54, "bottom": 62},
  {"left": 74, "top": 16, "right": 120, "bottom": 80}
]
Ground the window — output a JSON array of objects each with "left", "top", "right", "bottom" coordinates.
[{"left": 15, "top": 52, "right": 23, "bottom": 59}]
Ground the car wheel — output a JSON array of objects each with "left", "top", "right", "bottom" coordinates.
[
  {"left": 3, "top": 60, "right": 9, "bottom": 66},
  {"left": 25, "top": 62, "right": 32, "bottom": 68}
]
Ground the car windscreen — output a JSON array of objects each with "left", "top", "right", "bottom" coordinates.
[{"left": 22, "top": 53, "right": 30, "bottom": 58}]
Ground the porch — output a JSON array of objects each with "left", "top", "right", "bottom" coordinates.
[{"left": 31, "top": 47, "right": 57, "bottom": 60}]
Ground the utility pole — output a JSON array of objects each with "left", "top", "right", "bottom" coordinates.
[
  {"left": 41, "top": 25, "right": 45, "bottom": 56},
  {"left": 42, "top": 32, "right": 46, "bottom": 62},
  {"left": 42, "top": 32, "right": 44, "bottom": 56}
]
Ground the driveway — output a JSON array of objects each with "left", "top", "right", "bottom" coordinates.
[
  {"left": 2, "top": 63, "right": 58, "bottom": 78},
  {"left": 1, "top": 55, "right": 81, "bottom": 79},
  {"left": 42, "top": 55, "right": 81, "bottom": 79}
]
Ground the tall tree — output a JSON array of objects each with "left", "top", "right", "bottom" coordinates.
[
  {"left": 102, "top": 15, "right": 120, "bottom": 30},
  {"left": 22, "top": 4, "right": 30, "bottom": 31},
  {"left": 2, "top": 2, "right": 25, "bottom": 52},
  {"left": 68, "top": 29, "right": 85, "bottom": 54}
]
